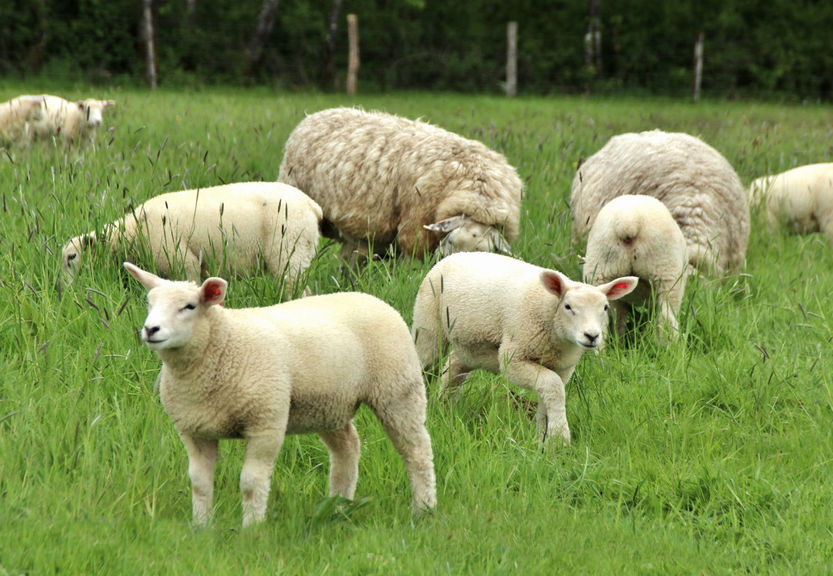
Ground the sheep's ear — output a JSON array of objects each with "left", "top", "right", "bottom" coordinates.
[
  {"left": 540, "top": 270, "right": 570, "bottom": 298},
  {"left": 200, "top": 277, "right": 227, "bottom": 307},
  {"left": 76, "top": 101, "right": 85, "bottom": 110},
  {"left": 103, "top": 100, "right": 116, "bottom": 108},
  {"left": 124, "top": 261, "right": 163, "bottom": 290},
  {"left": 598, "top": 276, "right": 639, "bottom": 301},
  {"left": 424, "top": 215, "right": 467, "bottom": 234}
]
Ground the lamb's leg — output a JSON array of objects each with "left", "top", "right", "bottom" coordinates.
[
  {"left": 180, "top": 433, "right": 219, "bottom": 526},
  {"left": 373, "top": 384, "right": 437, "bottom": 512},
  {"left": 656, "top": 297, "right": 679, "bottom": 345},
  {"left": 502, "top": 357, "right": 570, "bottom": 445},
  {"left": 319, "top": 421, "right": 361, "bottom": 500},
  {"left": 240, "top": 429, "right": 284, "bottom": 527}
]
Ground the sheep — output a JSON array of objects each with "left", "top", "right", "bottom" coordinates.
[
  {"left": 23, "top": 94, "right": 115, "bottom": 145},
  {"left": 411, "top": 252, "right": 637, "bottom": 445},
  {"left": 124, "top": 261, "right": 437, "bottom": 527},
  {"left": 570, "top": 130, "right": 749, "bottom": 277},
  {"left": 748, "top": 163, "right": 833, "bottom": 242},
  {"left": 62, "top": 182, "right": 322, "bottom": 296},
  {"left": 582, "top": 195, "right": 688, "bottom": 343},
  {"left": 278, "top": 107, "right": 522, "bottom": 264},
  {"left": 0, "top": 95, "right": 44, "bottom": 145}
]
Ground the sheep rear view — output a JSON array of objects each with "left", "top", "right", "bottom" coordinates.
[
  {"left": 412, "top": 252, "right": 637, "bottom": 445},
  {"left": 125, "top": 262, "right": 436, "bottom": 527},
  {"left": 582, "top": 194, "right": 688, "bottom": 343},
  {"left": 278, "top": 107, "right": 522, "bottom": 263},
  {"left": 62, "top": 181, "right": 322, "bottom": 296},
  {"left": 571, "top": 130, "right": 749, "bottom": 277},
  {"left": 0, "top": 96, "right": 43, "bottom": 145},
  {"left": 748, "top": 163, "right": 833, "bottom": 242}
]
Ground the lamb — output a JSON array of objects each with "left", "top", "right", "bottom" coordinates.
[
  {"left": 124, "top": 261, "right": 437, "bottom": 527},
  {"left": 582, "top": 195, "right": 688, "bottom": 343},
  {"left": 412, "top": 252, "right": 637, "bottom": 445},
  {"left": 24, "top": 94, "right": 115, "bottom": 145},
  {"left": 0, "top": 95, "right": 44, "bottom": 145},
  {"left": 62, "top": 182, "right": 322, "bottom": 296},
  {"left": 570, "top": 130, "right": 749, "bottom": 277},
  {"left": 278, "top": 107, "right": 522, "bottom": 263},
  {"left": 748, "top": 163, "right": 833, "bottom": 242}
]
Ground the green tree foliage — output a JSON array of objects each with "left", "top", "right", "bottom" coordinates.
[{"left": 1, "top": 0, "right": 832, "bottom": 99}]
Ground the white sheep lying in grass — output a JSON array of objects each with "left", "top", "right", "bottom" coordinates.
[
  {"left": 62, "top": 182, "right": 322, "bottom": 296},
  {"left": 412, "top": 252, "right": 637, "bottom": 445},
  {"left": 278, "top": 107, "right": 522, "bottom": 263},
  {"left": 125, "top": 261, "right": 437, "bottom": 526},
  {"left": 583, "top": 195, "right": 688, "bottom": 343},
  {"left": 748, "top": 163, "right": 833, "bottom": 242},
  {"left": 23, "top": 94, "right": 115, "bottom": 145},
  {"left": 0, "top": 95, "right": 43, "bottom": 145},
  {"left": 571, "top": 130, "right": 749, "bottom": 277}
]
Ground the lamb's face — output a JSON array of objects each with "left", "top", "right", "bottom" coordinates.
[
  {"left": 142, "top": 284, "right": 203, "bottom": 350},
  {"left": 555, "top": 287, "right": 611, "bottom": 350},
  {"left": 440, "top": 221, "right": 512, "bottom": 257},
  {"left": 541, "top": 270, "right": 639, "bottom": 350},
  {"left": 81, "top": 99, "right": 115, "bottom": 128},
  {"left": 61, "top": 235, "right": 92, "bottom": 283}
]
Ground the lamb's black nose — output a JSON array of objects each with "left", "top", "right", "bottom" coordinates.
[
  {"left": 584, "top": 332, "right": 599, "bottom": 344},
  {"left": 144, "top": 325, "right": 160, "bottom": 338}
]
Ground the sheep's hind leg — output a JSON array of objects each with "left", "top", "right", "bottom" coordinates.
[
  {"left": 373, "top": 387, "right": 437, "bottom": 512},
  {"left": 319, "top": 421, "right": 361, "bottom": 500},
  {"left": 180, "top": 433, "right": 219, "bottom": 526},
  {"left": 440, "top": 353, "right": 471, "bottom": 398},
  {"left": 240, "top": 429, "right": 284, "bottom": 527}
]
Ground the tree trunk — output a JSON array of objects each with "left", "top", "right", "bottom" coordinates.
[
  {"left": 584, "top": 0, "right": 601, "bottom": 90},
  {"left": 346, "top": 14, "right": 359, "bottom": 95},
  {"left": 186, "top": 0, "right": 198, "bottom": 28},
  {"left": 321, "top": 0, "right": 345, "bottom": 89},
  {"left": 142, "top": 0, "right": 157, "bottom": 89},
  {"left": 245, "top": 0, "right": 281, "bottom": 79},
  {"left": 692, "top": 32, "right": 704, "bottom": 101},
  {"left": 506, "top": 22, "right": 517, "bottom": 97}
]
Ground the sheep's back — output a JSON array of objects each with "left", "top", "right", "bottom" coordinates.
[{"left": 571, "top": 130, "right": 748, "bottom": 275}]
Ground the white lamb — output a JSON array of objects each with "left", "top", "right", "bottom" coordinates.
[
  {"left": 278, "top": 107, "right": 522, "bottom": 263},
  {"left": 582, "top": 195, "right": 688, "bottom": 343},
  {"left": 412, "top": 252, "right": 637, "bottom": 445},
  {"left": 62, "top": 182, "right": 322, "bottom": 296},
  {"left": 23, "top": 94, "right": 115, "bottom": 145},
  {"left": 124, "top": 261, "right": 436, "bottom": 527},
  {"left": 571, "top": 130, "right": 749, "bottom": 277},
  {"left": 0, "top": 95, "right": 43, "bottom": 144},
  {"left": 748, "top": 163, "right": 833, "bottom": 242}
]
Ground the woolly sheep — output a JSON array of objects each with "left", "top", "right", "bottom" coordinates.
[
  {"left": 0, "top": 95, "right": 43, "bottom": 145},
  {"left": 278, "top": 107, "right": 522, "bottom": 263},
  {"left": 24, "top": 94, "right": 115, "bottom": 145},
  {"left": 582, "top": 194, "right": 688, "bottom": 343},
  {"left": 748, "top": 163, "right": 833, "bottom": 242},
  {"left": 571, "top": 130, "right": 749, "bottom": 277},
  {"left": 124, "top": 261, "right": 437, "bottom": 527},
  {"left": 412, "top": 252, "right": 637, "bottom": 445},
  {"left": 62, "top": 182, "right": 322, "bottom": 296}
]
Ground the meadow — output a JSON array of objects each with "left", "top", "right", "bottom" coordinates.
[{"left": 1, "top": 88, "right": 832, "bottom": 574}]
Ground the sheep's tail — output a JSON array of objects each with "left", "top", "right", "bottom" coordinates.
[
  {"left": 613, "top": 214, "right": 641, "bottom": 247},
  {"left": 412, "top": 275, "right": 445, "bottom": 369}
]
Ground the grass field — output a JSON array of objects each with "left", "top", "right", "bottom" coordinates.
[{"left": 2, "top": 88, "right": 833, "bottom": 574}]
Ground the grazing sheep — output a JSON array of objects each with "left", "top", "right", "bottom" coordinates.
[
  {"left": 0, "top": 95, "right": 43, "bottom": 145},
  {"left": 125, "top": 262, "right": 436, "bottom": 526},
  {"left": 62, "top": 182, "right": 322, "bottom": 296},
  {"left": 412, "top": 252, "right": 637, "bottom": 445},
  {"left": 748, "top": 163, "right": 833, "bottom": 242},
  {"left": 571, "top": 130, "right": 749, "bottom": 277},
  {"left": 278, "top": 107, "right": 522, "bottom": 263},
  {"left": 582, "top": 195, "right": 688, "bottom": 343},
  {"left": 24, "top": 94, "right": 115, "bottom": 145}
]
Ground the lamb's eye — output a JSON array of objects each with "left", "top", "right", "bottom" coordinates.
[
  {"left": 67, "top": 254, "right": 77, "bottom": 261},
  {"left": 181, "top": 303, "right": 196, "bottom": 312},
  {"left": 564, "top": 303, "right": 572, "bottom": 311},
  {"left": 604, "top": 304, "right": 609, "bottom": 312}
]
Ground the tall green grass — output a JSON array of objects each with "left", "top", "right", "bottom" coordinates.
[{"left": 2, "top": 89, "right": 833, "bottom": 574}]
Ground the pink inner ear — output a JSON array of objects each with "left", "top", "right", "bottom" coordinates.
[
  {"left": 541, "top": 271, "right": 564, "bottom": 296},
  {"left": 203, "top": 280, "right": 224, "bottom": 303},
  {"left": 613, "top": 282, "right": 630, "bottom": 291}
]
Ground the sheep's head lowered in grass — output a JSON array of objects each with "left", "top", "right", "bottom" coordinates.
[
  {"left": 124, "top": 262, "right": 226, "bottom": 351},
  {"left": 540, "top": 270, "right": 638, "bottom": 351},
  {"left": 79, "top": 99, "right": 116, "bottom": 129},
  {"left": 425, "top": 214, "right": 512, "bottom": 257}
]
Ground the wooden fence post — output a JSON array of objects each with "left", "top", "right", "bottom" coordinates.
[
  {"left": 506, "top": 21, "right": 517, "bottom": 97},
  {"left": 347, "top": 14, "right": 359, "bottom": 95},
  {"left": 692, "top": 32, "right": 704, "bottom": 102}
]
